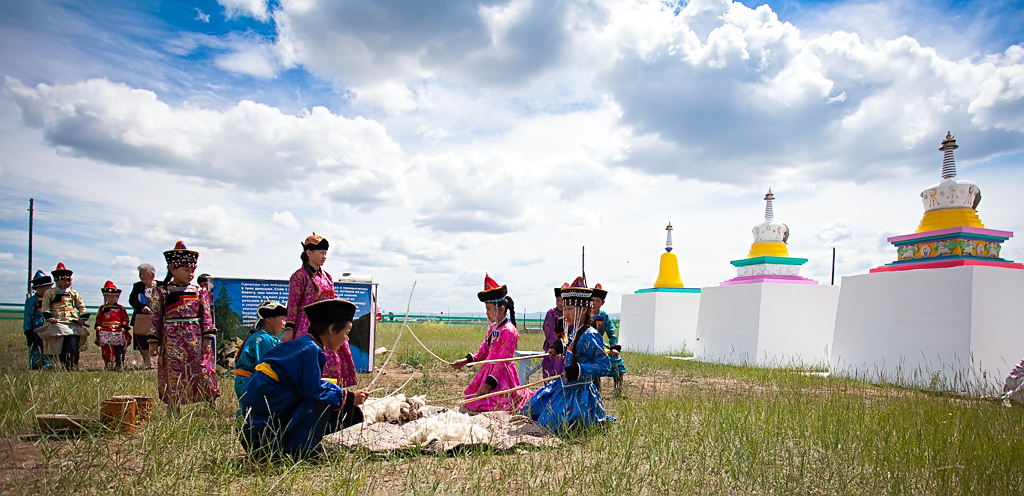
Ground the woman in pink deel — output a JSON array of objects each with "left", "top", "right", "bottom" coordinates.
[
  {"left": 451, "top": 274, "right": 532, "bottom": 412},
  {"left": 284, "top": 233, "right": 357, "bottom": 387}
]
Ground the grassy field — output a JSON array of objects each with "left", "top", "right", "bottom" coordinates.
[{"left": 0, "top": 319, "right": 1022, "bottom": 495}]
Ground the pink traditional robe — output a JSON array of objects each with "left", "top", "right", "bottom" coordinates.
[
  {"left": 464, "top": 319, "right": 533, "bottom": 412},
  {"left": 285, "top": 265, "right": 357, "bottom": 387},
  {"left": 151, "top": 283, "right": 220, "bottom": 405}
]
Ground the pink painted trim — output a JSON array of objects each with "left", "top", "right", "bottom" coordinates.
[
  {"left": 887, "top": 226, "right": 1014, "bottom": 243},
  {"left": 720, "top": 275, "right": 819, "bottom": 286},
  {"left": 870, "top": 258, "right": 1024, "bottom": 273}
]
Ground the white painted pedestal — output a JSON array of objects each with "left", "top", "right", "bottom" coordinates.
[
  {"left": 694, "top": 283, "right": 839, "bottom": 367},
  {"left": 830, "top": 265, "right": 1024, "bottom": 394},
  {"left": 619, "top": 291, "right": 701, "bottom": 354}
]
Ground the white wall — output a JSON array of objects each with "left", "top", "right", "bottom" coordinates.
[
  {"left": 696, "top": 283, "right": 838, "bottom": 367},
  {"left": 619, "top": 291, "right": 701, "bottom": 354},
  {"left": 830, "top": 265, "right": 1024, "bottom": 394}
]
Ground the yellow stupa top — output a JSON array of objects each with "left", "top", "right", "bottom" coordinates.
[
  {"left": 747, "top": 189, "right": 790, "bottom": 258},
  {"left": 653, "top": 223, "right": 685, "bottom": 288},
  {"left": 915, "top": 133, "right": 984, "bottom": 233}
]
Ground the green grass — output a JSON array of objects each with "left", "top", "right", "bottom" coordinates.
[{"left": 0, "top": 320, "right": 1022, "bottom": 494}]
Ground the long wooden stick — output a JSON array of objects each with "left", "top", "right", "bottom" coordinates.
[
  {"left": 433, "top": 375, "right": 559, "bottom": 404},
  {"left": 367, "top": 281, "right": 416, "bottom": 389},
  {"left": 465, "top": 353, "right": 547, "bottom": 367},
  {"left": 404, "top": 320, "right": 452, "bottom": 365}
]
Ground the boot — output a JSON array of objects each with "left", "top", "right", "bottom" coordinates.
[{"left": 613, "top": 375, "right": 623, "bottom": 398}]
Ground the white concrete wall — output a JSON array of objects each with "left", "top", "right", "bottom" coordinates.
[
  {"left": 695, "top": 283, "right": 838, "bottom": 367},
  {"left": 619, "top": 292, "right": 701, "bottom": 354},
  {"left": 830, "top": 265, "right": 1024, "bottom": 394},
  {"left": 758, "top": 284, "right": 839, "bottom": 367}
]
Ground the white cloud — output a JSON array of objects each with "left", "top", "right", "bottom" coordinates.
[
  {"left": 5, "top": 77, "right": 408, "bottom": 208},
  {"left": 109, "top": 254, "right": 141, "bottom": 269},
  {"left": 143, "top": 205, "right": 256, "bottom": 251},
  {"left": 0, "top": 252, "right": 14, "bottom": 264},
  {"left": 109, "top": 218, "right": 132, "bottom": 237},
  {"left": 381, "top": 229, "right": 456, "bottom": 262},
  {"left": 215, "top": 43, "right": 279, "bottom": 78},
  {"left": 218, "top": 0, "right": 269, "bottom": 22},
  {"left": 816, "top": 218, "right": 854, "bottom": 245},
  {"left": 271, "top": 211, "right": 300, "bottom": 231},
  {"left": 194, "top": 8, "right": 210, "bottom": 23}
]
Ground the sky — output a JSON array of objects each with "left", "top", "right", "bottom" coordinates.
[{"left": 0, "top": 0, "right": 1022, "bottom": 315}]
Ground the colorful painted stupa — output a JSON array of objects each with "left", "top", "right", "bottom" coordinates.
[
  {"left": 872, "top": 132, "right": 1022, "bottom": 273},
  {"left": 619, "top": 222, "right": 701, "bottom": 353},
  {"left": 721, "top": 189, "right": 817, "bottom": 285},
  {"left": 637, "top": 223, "right": 698, "bottom": 293}
]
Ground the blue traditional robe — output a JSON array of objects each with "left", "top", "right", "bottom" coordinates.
[
  {"left": 234, "top": 327, "right": 283, "bottom": 399},
  {"left": 238, "top": 335, "right": 363, "bottom": 455},
  {"left": 23, "top": 294, "right": 49, "bottom": 369},
  {"left": 594, "top": 310, "right": 627, "bottom": 377},
  {"left": 522, "top": 325, "right": 615, "bottom": 432}
]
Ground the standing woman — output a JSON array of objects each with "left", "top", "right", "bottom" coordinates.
[
  {"left": 522, "top": 277, "right": 614, "bottom": 432},
  {"left": 151, "top": 241, "right": 220, "bottom": 408},
  {"left": 129, "top": 263, "right": 162, "bottom": 369},
  {"left": 451, "top": 275, "right": 532, "bottom": 412},
  {"left": 284, "top": 234, "right": 357, "bottom": 387}
]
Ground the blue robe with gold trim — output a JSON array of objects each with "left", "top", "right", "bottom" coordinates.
[
  {"left": 522, "top": 325, "right": 615, "bottom": 432},
  {"left": 238, "top": 335, "right": 362, "bottom": 455}
]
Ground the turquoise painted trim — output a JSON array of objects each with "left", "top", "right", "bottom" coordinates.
[
  {"left": 635, "top": 287, "right": 701, "bottom": 294},
  {"left": 730, "top": 256, "right": 808, "bottom": 267},
  {"left": 891, "top": 233, "right": 1009, "bottom": 246},
  {"left": 889, "top": 255, "right": 1012, "bottom": 265}
]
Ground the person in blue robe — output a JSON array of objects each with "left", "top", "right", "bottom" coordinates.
[
  {"left": 238, "top": 299, "right": 369, "bottom": 457},
  {"left": 234, "top": 300, "right": 287, "bottom": 399},
  {"left": 523, "top": 278, "right": 615, "bottom": 432},
  {"left": 23, "top": 270, "right": 53, "bottom": 370}
]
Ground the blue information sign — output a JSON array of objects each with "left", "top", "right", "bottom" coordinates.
[{"left": 214, "top": 278, "right": 376, "bottom": 372}]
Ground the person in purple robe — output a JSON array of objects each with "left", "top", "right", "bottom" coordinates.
[{"left": 541, "top": 283, "right": 568, "bottom": 378}]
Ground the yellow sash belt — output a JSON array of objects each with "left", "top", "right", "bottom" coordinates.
[
  {"left": 234, "top": 369, "right": 253, "bottom": 378},
  {"left": 254, "top": 362, "right": 278, "bottom": 382}
]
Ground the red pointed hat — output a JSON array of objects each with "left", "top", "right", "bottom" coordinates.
[
  {"left": 302, "top": 232, "right": 329, "bottom": 251},
  {"left": 478, "top": 273, "right": 508, "bottom": 303},
  {"left": 101, "top": 280, "right": 122, "bottom": 294},
  {"left": 554, "top": 281, "right": 569, "bottom": 298},
  {"left": 560, "top": 276, "right": 594, "bottom": 307},
  {"left": 52, "top": 262, "right": 73, "bottom": 280},
  {"left": 592, "top": 283, "right": 608, "bottom": 301},
  {"left": 164, "top": 240, "right": 199, "bottom": 268}
]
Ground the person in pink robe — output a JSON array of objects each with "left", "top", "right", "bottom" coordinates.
[
  {"left": 451, "top": 274, "right": 532, "bottom": 412},
  {"left": 283, "top": 233, "right": 358, "bottom": 387}
]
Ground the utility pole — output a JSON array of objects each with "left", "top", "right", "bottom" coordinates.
[
  {"left": 581, "top": 246, "right": 586, "bottom": 287},
  {"left": 831, "top": 247, "right": 836, "bottom": 286},
  {"left": 27, "top": 198, "right": 34, "bottom": 296}
]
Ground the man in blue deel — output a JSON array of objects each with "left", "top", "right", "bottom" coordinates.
[{"left": 238, "top": 298, "right": 369, "bottom": 456}]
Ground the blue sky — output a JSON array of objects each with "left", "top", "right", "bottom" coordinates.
[{"left": 1, "top": 0, "right": 1023, "bottom": 314}]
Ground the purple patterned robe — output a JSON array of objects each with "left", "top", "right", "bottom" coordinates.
[
  {"left": 285, "top": 266, "right": 357, "bottom": 387},
  {"left": 464, "top": 319, "right": 532, "bottom": 412},
  {"left": 151, "top": 283, "right": 220, "bottom": 405},
  {"left": 542, "top": 307, "right": 564, "bottom": 377}
]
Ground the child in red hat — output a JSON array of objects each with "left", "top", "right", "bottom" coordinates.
[{"left": 95, "top": 281, "right": 132, "bottom": 371}]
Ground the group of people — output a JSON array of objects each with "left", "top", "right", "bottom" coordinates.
[
  {"left": 22, "top": 232, "right": 626, "bottom": 456},
  {"left": 22, "top": 261, "right": 216, "bottom": 373}
]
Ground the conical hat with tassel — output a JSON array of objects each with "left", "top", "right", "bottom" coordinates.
[{"left": 477, "top": 273, "right": 508, "bottom": 303}]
